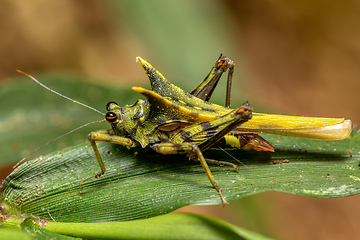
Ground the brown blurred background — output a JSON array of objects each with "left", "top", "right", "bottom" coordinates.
[{"left": 0, "top": 1, "right": 359, "bottom": 239}]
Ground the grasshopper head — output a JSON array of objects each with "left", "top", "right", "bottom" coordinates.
[{"left": 105, "top": 99, "right": 150, "bottom": 136}]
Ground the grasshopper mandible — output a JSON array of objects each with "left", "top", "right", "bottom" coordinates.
[{"left": 16, "top": 55, "right": 352, "bottom": 205}]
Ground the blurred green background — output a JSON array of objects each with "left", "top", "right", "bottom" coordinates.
[{"left": 0, "top": 1, "right": 359, "bottom": 239}]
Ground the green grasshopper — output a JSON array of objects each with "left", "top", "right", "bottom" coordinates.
[
  {"left": 83, "top": 56, "right": 258, "bottom": 205},
  {"left": 80, "top": 55, "right": 352, "bottom": 205},
  {"left": 17, "top": 55, "right": 352, "bottom": 205}
]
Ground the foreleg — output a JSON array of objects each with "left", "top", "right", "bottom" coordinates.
[{"left": 80, "top": 130, "right": 137, "bottom": 185}]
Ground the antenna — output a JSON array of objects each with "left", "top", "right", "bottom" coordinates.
[
  {"left": 13, "top": 119, "right": 106, "bottom": 169},
  {"left": 16, "top": 70, "right": 105, "bottom": 116},
  {"left": 14, "top": 70, "right": 108, "bottom": 169},
  {"left": 217, "top": 146, "right": 247, "bottom": 168}
]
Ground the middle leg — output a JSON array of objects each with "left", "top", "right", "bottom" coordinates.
[{"left": 152, "top": 142, "right": 228, "bottom": 205}]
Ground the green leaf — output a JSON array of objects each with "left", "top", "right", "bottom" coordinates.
[
  {"left": 0, "top": 228, "right": 33, "bottom": 240},
  {"left": 1, "top": 73, "right": 358, "bottom": 239},
  {"left": 45, "top": 213, "right": 273, "bottom": 240},
  {"left": 20, "top": 218, "right": 81, "bottom": 240},
  {"left": 0, "top": 217, "right": 80, "bottom": 240},
  {"left": 0, "top": 217, "right": 33, "bottom": 240},
  {"left": 1, "top": 130, "right": 359, "bottom": 222},
  {"left": 0, "top": 214, "right": 272, "bottom": 240}
]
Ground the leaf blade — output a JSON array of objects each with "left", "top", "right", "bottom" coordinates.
[
  {"left": 44, "top": 213, "right": 274, "bottom": 240},
  {"left": 1, "top": 132, "right": 359, "bottom": 222}
]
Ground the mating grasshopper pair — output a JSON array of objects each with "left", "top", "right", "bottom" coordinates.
[{"left": 17, "top": 55, "right": 352, "bottom": 205}]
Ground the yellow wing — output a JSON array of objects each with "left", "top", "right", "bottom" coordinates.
[{"left": 236, "top": 113, "right": 352, "bottom": 141}]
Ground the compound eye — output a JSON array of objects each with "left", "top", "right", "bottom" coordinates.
[
  {"left": 105, "top": 112, "right": 117, "bottom": 122},
  {"left": 106, "top": 101, "right": 118, "bottom": 111}
]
